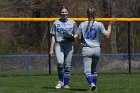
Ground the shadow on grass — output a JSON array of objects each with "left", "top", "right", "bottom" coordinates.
[
  {"left": 70, "top": 88, "right": 88, "bottom": 91},
  {"left": 41, "top": 86, "right": 55, "bottom": 89},
  {"left": 41, "top": 87, "right": 88, "bottom": 91}
]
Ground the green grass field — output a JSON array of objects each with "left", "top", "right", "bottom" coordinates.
[{"left": 0, "top": 72, "right": 140, "bottom": 93}]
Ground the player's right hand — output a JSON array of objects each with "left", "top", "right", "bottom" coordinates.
[{"left": 49, "top": 50, "right": 54, "bottom": 57}]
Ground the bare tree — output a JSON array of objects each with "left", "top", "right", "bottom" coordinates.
[{"left": 0, "top": 0, "right": 139, "bottom": 54}]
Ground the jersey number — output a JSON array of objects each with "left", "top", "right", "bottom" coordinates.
[{"left": 84, "top": 27, "right": 97, "bottom": 40}]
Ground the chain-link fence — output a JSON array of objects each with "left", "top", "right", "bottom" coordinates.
[{"left": 0, "top": 19, "right": 140, "bottom": 74}]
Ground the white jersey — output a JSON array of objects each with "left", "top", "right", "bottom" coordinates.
[
  {"left": 50, "top": 19, "right": 77, "bottom": 43},
  {"left": 76, "top": 21, "right": 107, "bottom": 47}
]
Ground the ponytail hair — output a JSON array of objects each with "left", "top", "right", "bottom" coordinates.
[
  {"left": 87, "top": 8, "right": 96, "bottom": 18},
  {"left": 86, "top": 8, "right": 96, "bottom": 32}
]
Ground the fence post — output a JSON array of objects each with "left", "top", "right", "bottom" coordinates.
[
  {"left": 48, "top": 22, "right": 51, "bottom": 75},
  {"left": 26, "top": 56, "right": 32, "bottom": 71},
  {"left": 128, "top": 22, "right": 131, "bottom": 74}
]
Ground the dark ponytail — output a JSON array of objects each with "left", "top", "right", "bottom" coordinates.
[
  {"left": 87, "top": 8, "right": 96, "bottom": 18},
  {"left": 86, "top": 8, "right": 96, "bottom": 32}
]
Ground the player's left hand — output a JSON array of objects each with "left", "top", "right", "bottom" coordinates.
[
  {"left": 63, "top": 36, "right": 74, "bottom": 42},
  {"left": 63, "top": 33, "right": 74, "bottom": 42}
]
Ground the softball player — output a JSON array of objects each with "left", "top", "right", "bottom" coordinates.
[
  {"left": 74, "top": 8, "right": 115, "bottom": 91},
  {"left": 49, "top": 6, "right": 77, "bottom": 89}
]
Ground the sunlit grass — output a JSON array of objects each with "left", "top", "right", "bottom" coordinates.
[{"left": 0, "top": 72, "right": 140, "bottom": 93}]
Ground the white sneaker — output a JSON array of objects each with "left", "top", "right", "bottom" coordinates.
[
  {"left": 90, "top": 83, "right": 96, "bottom": 91},
  {"left": 55, "top": 81, "right": 64, "bottom": 89},
  {"left": 64, "top": 85, "right": 70, "bottom": 89}
]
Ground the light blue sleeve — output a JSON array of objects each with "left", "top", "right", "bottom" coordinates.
[
  {"left": 75, "top": 23, "right": 82, "bottom": 36},
  {"left": 73, "top": 21, "right": 78, "bottom": 34},
  {"left": 99, "top": 22, "right": 107, "bottom": 36},
  {"left": 50, "top": 22, "right": 56, "bottom": 35}
]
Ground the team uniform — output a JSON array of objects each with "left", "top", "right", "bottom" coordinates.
[
  {"left": 75, "top": 20, "right": 108, "bottom": 90},
  {"left": 50, "top": 18, "right": 77, "bottom": 88}
]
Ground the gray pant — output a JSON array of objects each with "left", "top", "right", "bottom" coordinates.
[
  {"left": 82, "top": 46, "right": 100, "bottom": 74},
  {"left": 55, "top": 42, "right": 74, "bottom": 70}
]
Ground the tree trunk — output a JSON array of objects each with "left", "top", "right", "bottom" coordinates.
[{"left": 110, "top": 0, "right": 118, "bottom": 53}]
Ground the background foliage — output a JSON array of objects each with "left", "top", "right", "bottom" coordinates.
[{"left": 0, "top": 0, "right": 139, "bottom": 54}]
